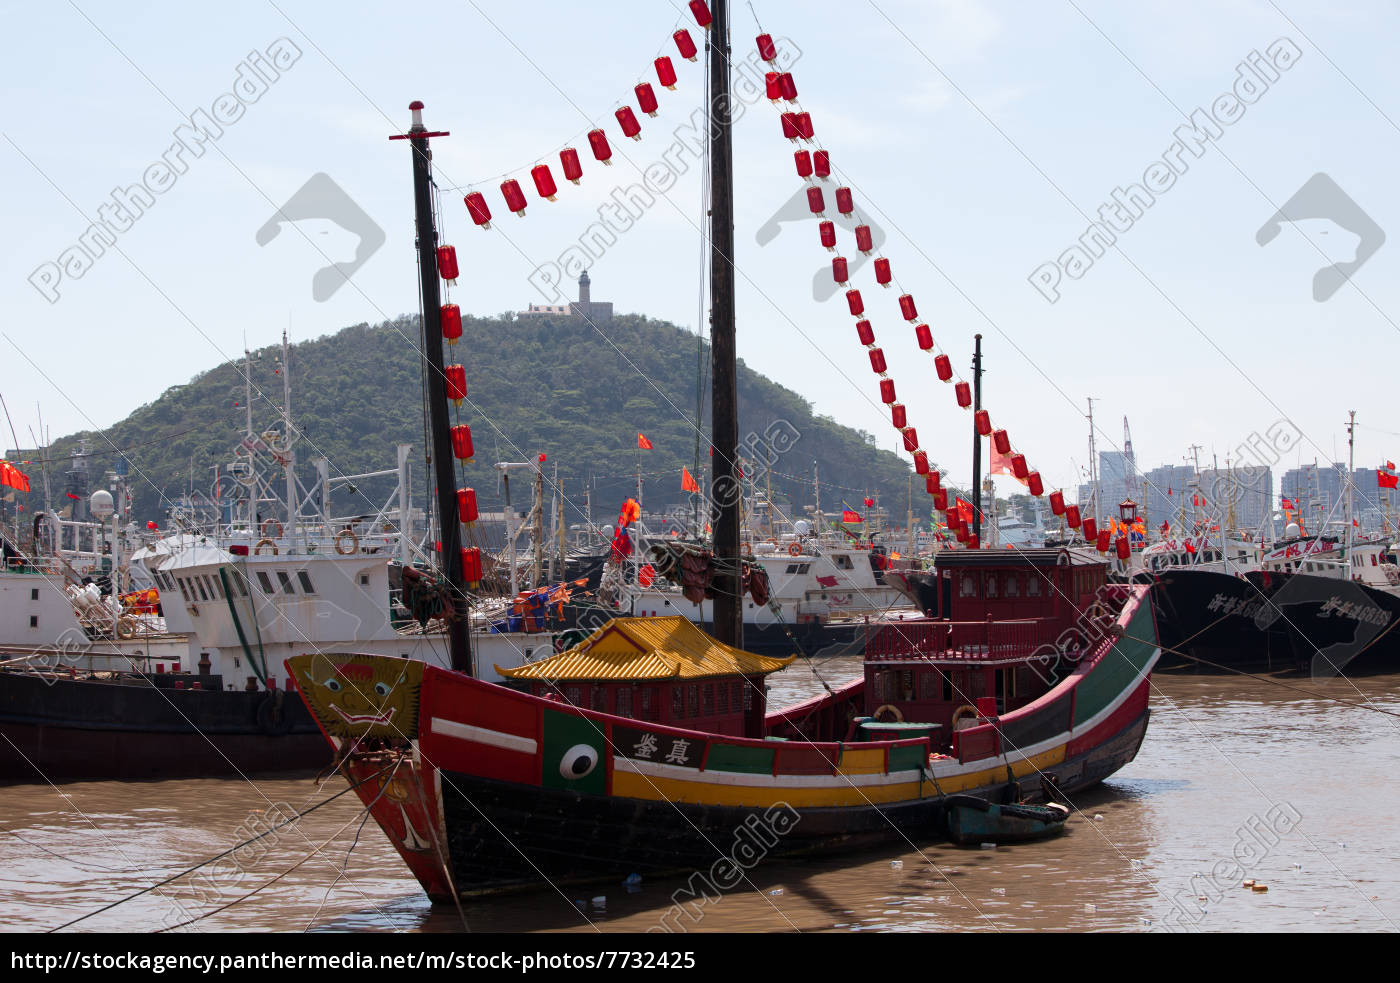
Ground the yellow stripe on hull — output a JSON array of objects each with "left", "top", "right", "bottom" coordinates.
[{"left": 610, "top": 745, "right": 1068, "bottom": 808}]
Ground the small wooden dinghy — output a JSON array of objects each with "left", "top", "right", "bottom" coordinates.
[{"left": 944, "top": 793, "right": 1070, "bottom": 845}]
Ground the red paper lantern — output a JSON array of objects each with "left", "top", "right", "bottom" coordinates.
[
  {"left": 674, "top": 28, "right": 698, "bottom": 61},
  {"left": 436, "top": 245, "right": 459, "bottom": 283},
  {"left": 915, "top": 323, "right": 933, "bottom": 351},
  {"left": 588, "top": 128, "right": 612, "bottom": 165},
  {"left": 813, "top": 150, "right": 831, "bottom": 179},
  {"left": 879, "top": 377, "right": 895, "bottom": 403},
  {"left": 781, "top": 112, "right": 800, "bottom": 141},
  {"left": 440, "top": 303, "right": 462, "bottom": 342},
  {"left": 1049, "top": 490, "right": 1066, "bottom": 516},
  {"left": 891, "top": 403, "right": 906, "bottom": 429},
  {"left": 779, "top": 72, "right": 797, "bottom": 101},
  {"left": 457, "top": 487, "right": 479, "bottom": 524},
  {"left": 766, "top": 72, "right": 782, "bottom": 101},
  {"left": 855, "top": 319, "right": 874, "bottom": 346},
  {"left": 874, "top": 257, "right": 892, "bottom": 286},
  {"left": 1066, "top": 505, "right": 1081, "bottom": 529},
  {"left": 444, "top": 363, "right": 467, "bottom": 404},
  {"left": 992, "top": 429, "right": 1010, "bottom": 454},
  {"left": 450, "top": 424, "right": 474, "bottom": 462},
  {"left": 835, "top": 186, "right": 854, "bottom": 215},
  {"left": 615, "top": 106, "right": 642, "bottom": 140},
  {"left": 974, "top": 410, "right": 991, "bottom": 436},
  {"left": 1010, "top": 454, "right": 1029, "bottom": 479},
  {"left": 913, "top": 451, "right": 930, "bottom": 475},
  {"left": 560, "top": 147, "right": 583, "bottom": 184},
  {"left": 854, "top": 224, "right": 872, "bottom": 253},
  {"left": 902, "top": 428, "right": 919, "bottom": 453},
  {"left": 926, "top": 471, "right": 941, "bottom": 493},
  {"left": 819, "top": 220, "right": 836, "bottom": 250},
  {"left": 832, "top": 256, "right": 849, "bottom": 284},
  {"left": 898, "top": 293, "right": 918, "bottom": 321},
  {"left": 529, "top": 164, "right": 557, "bottom": 201},
  {"left": 934, "top": 489, "right": 948, "bottom": 511},
  {"left": 847, "top": 290, "right": 864, "bottom": 316},
  {"left": 635, "top": 82, "right": 659, "bottom": 117},
  {"left": 1116, "top": 535, "right": 1131, "bottom": 560},
  {"left": 1082, "top": 517, "right": 1098, "bottom": 541},
  {"left": 756, "top": 33, "right": 777, "bottom": 61},
  {"left": 1097, "top": 529, "right": 1112, "bottom": 553},
  {"left": 955, "top": 525, "right": 969, "bottom": 544},
  {"left": 967, "top": 533, "right": 980, "bottom": 550},
  {"left": 500, "top": 179, "right": 528, "bottom": 216},
  {"left": 689, "top": 0, "right": 712, "bottom": 29},
  {"left": 1027, "top": 471, "right": 1044, "bottom": 497},
  {"left": 806, "top": 186, "right": 825, "bottom": 215},
  {"left": 794, "top": 150, "right": 813, "bottom": 178},
  {"left": 464, "top": 191, "right": 491, "bottom": 228},
  {"left": 935, "top": 353, "right": 953, "bottom": 382},
  {"left": 795, "top": 112, "right": 814, "bottom": 139},
  {"left": 869, "top": 348, "right": 887, "bottom": 375},
  {"left": 955, "top": 381, "right": 972, "bottom": 407},
  {"left": 655, "top": 56, "right": 677, "bottom": 90},
  {"left": 460, "top": 547, "right": 483, "bottom": 584}
]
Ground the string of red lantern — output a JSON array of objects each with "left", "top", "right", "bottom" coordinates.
[
  {"left": 460, "top": 5, "right": 715, "bottom": 229},
  {"left": 760, "top": 32, "right": 1098, "bottom": 551}
]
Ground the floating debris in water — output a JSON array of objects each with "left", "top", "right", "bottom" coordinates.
[
  {"left": 623, "top": 873, "right": 642, "bottom": 886},
  {"left": 1294, "top": 863, "right": 1303, "bottom": 870},
  {"left": 980, "top": 842, "right": 997, "bottom": 850},
  {"left": 1252, "top": 884, "right": 1268, "bottom": 893},
  {"left": 1141, "top": 917, "right": 1152, "bottom": 926},
  {"left": 1338, "top": 842, "right": 1347, "bottom": 849},
  {"left": 1197, "top": 895, "right": 1208, "bottom": 902},
  {"left": 1084, "top": 903, "right": 1097, "bottom": 913},
  {"left": 592, "top": 895, "right": 607, "bottom": 909},
  {"left": 890, "top": 860, "right": 904, "bottom": 870},
  {"left": 1243, "top": 879, "right": 1255, "bottom": 888},
  {"left": 1130, "top": 858, "right": 1143, "bottom": 866},
  {"left": 769, "top": 888, "right": 784, "bottom": 896},
  {"left": 1093, "top": 814, "right": 1104, "bottom": 821},
  {"left": 991, "top": 887, "right": 1006, "bottom": 895}
]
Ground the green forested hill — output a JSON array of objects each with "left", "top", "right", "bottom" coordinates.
[{"left": 11, "top": 311, "right": 940, "bottom": 528}]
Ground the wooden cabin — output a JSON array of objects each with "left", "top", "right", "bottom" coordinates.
[
  {"left": 496, "top": 615, "right": 793, "bottom": 738},
  {"left": 858, "top": 548, "right": 1118, "bottom": 753}
]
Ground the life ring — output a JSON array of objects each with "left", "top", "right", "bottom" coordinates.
[
  {"left": 117, "top": 616, "right": 137, "bottom": 639},
  {"left": 872, "top": 703, "right": 904, "bottom": 723},
  {"left": 334, "top": 529, "right": 360, "bottom": 555},
  {"left": 788, "top": 542, "right": 803, "bottom": 557},
  {"left": 951, "top": 704, "right": 980, "bottom": 731},
  {"left": 261, "top": 519, "right": 283, "bottom": 539},
  {"left": 254, "top": 538, "right": 278, "bottom": 556}
]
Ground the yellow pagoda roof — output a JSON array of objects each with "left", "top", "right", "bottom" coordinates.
[{"left": 496, "top": 615, "right": 795, "bottom": 682}]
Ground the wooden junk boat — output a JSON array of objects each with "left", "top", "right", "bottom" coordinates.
[{"left": 289, "top": 545, "right": 1159, "bottom": 899}]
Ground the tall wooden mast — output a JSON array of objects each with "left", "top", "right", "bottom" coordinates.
[
  {"left": 393, "top": 101, "right": 473, "bottom": 675},
  {"left": 708, "top": 0, "right": 742, "bottom": 647},
  {"left": 971, "top": 333, "right": 983, "bottom": 540}
]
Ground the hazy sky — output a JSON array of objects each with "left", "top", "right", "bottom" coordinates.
[{"left": 3, "top": 0, "right": 1397, "bottom": 515}]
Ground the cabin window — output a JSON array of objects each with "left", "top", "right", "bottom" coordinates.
[
  {"left": 564, "top": 684, "right": 584, "bottom": 706},
  {"left": 591, "top": 687, "right": 607, "bottom": 713},
  {"left": 717, "top": 682, "right": 728, "bottom": 714},
  {"left": 959, "top": 574, "right": 977, "bottom": 598},
  {"left": 835, "top": 555, "right": 854, "bottom": 570},
  {"left": 257, "top": 572, "right": 275, "bottom": 594},
  {"left": 641, "top": 686, "right": 656, "bottom": 720},
  {"left": 194, "top": 578, "right": 209, "bottom": 602},
  {"left": 616, "top": 687, "right": 633, "bottom": 718},
  {"left": 687, "top": 684, "right": 699, "bottom": 718},
  {"left": 733, "top": 681, "right": 744, "bottom": 713},
  {"left": 703, "top": 684, "right": 715, "bottom": 716},
  {"left": 743, "top": 681, "right": 753, "bottom": 710},
  {"left": 985, "top": 574, "right": 999, "bottom": 599},
  {"left": 206, "top": 575, "right": 223, "bottom": 600},
  {"left": 30, "top": 588, "right": 39, "bottom": 601},
  {"left": 919, "top": 669, "right": 941, "bottom": 701},
  {"left": 1005, "top": 575, "right": 1020, "bottom": 598},
  {"left": 942, "top": 671, "right": 954, "bottom": 702},
  {"left": 276, "top": 572, "right": 295, "bottom": 595},
  {"left": 298, "top": 571, "right": 316, "bottom": 593},
  {"left": 1026, "top": 575, "right": 1041, "bottom": 597},
  {"left": 671, "top": 687, "right": 683, "bottom": 718},
  {"left": 29, "top": 615, "right": 38, "bottom": 628}
]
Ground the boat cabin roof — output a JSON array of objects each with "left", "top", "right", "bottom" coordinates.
[
  {"left": 497, "top": 615, "right": 794, "bottom": 682},
  {"left": 933, "top": 546, "right": 1105, "bottom": 571}
]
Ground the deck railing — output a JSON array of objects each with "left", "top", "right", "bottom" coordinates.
[{"left": 865, "top": 618, "right": 1049, "bottom": 661}]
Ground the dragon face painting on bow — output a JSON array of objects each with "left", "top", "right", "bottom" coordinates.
[{"left": 288, "top": 653, "right": 424, "bottom": 740}]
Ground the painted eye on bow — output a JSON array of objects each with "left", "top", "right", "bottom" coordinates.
[
  {"left": 559, "top": 744, "right": 599, "bottom": 780},
  {"left": 322, "top": 678, "right": 342, "bottom": 692},
  {"left": 374, "top": 682, "right": 392, "bottom": 697}
]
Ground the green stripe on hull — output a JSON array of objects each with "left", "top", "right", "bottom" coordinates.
[
  {"left": 889, "top": 743, "right": 927, "bottom": 772},
  {"left": 703, "top": 743, "right": 776, "bottom": 775},
  {"left": 1073, "top": 599, "right": 1157, "bottom": 727}
]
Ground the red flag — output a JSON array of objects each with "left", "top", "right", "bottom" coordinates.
[
  {"left": 1281, "top": 496, "right": 1296, "bottom": 509},
  {"left": 637, "top": 432, "right": 653, "bottom": 450},
  {"left": 1379, "top": 472, "right": 1399, "bottom": 490},
  {"left": 841, "top": 509, "right": 863, "bottom": 523},
  {"left": 1388, "top": 461, "right": 1396, "bottom": 470},
  {"left": 955, "top": 497, "right": 974, "bottom": 523},
  {"left": 681, "top": 467, "right": 699, "bottom": 493},
  {"left": 0, "top": 462, "right": 30, "bottom": 493}
]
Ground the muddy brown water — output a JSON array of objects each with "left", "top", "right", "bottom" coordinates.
[{"left": 3, "top": 662, "right": 1397, "bottom": 933}]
